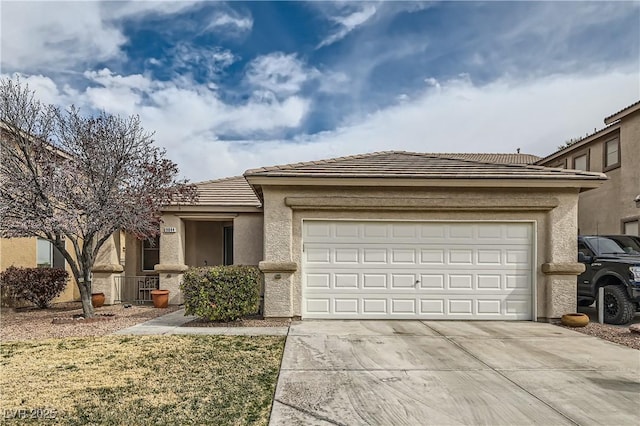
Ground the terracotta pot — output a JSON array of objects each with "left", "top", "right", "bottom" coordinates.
[
  {"left": 91, "top": 292, "right": 105, "bottom": 308},
  {"left": 561, "top": 313, "right": 589, "bottom": 327},
  {"left": 150, "top": 289, "right": 170, "bottom": 308}
]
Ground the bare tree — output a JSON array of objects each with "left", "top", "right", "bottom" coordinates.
[{"left": 0, "top": 78, "right": 196, "bottom": 317}]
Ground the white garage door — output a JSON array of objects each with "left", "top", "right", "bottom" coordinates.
[{"left": 302, "top": 221, "right": 534, "bottom": 320}]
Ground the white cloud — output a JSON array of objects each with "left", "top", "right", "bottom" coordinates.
[
  {"left": 4, "top": 70, "right": 637, "bottom": 184},
  {"left": 205, "top": 11, "right": 253, "bottom": 34},
  {"left": 191, "top": 71, "right": 638, "bottom": 181},
  {"left": 170, "top": 43, "right": 237, "bottom": 80},
  {"left": 0, "top": 1, "right": 199, "bottom": 72},
  {"left": 245, "top": 53, "right": 319, "bottom": 96},
  {"left": 1, "top": 2, "right": 125, "bottom": 71},
  {"left": 317, "top": 5, "right": 378, "bottom": 48}
]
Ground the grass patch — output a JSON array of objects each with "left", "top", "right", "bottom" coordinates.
[{"left": 0, "top": 335, "right": 285, "bottom": 425}]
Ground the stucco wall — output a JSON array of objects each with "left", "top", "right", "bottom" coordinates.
[
  {"left": 259, "top": 185, "right": 582, "bottom": 321},
  {"left": 0, "top": 237, "right": 80, "bottom": 303},
  {"left": 1, "top": 238, "right": 35, "bottom": 270},
  {"left": 234, "top": 213, "right": 264, "bottom": 265},
  {"left": 619, "top": 111, "right": 640, "bottom": 234}
]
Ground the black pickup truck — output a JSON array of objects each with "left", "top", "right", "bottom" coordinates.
[{"left": 577, "top": 235, "right": 640, "bottom": 324}]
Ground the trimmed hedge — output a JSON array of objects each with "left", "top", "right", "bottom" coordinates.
[
  {"left": 0, "top": 266, "right": 69, "bottom": 308},
  {"left": 181, "top": 266, "right": 261, "bottom": 322}
]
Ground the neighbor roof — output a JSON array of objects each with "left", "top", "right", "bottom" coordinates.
[
  {"left": 604, "top": 100, "right": 640, "bottom": 125},
  {"left": 428, "top": 153, "right": 540, "bottom": 164},
  {"left": 244, "top": 151, "right": 605, "bottom": 180},
  {"left": 192, "top": 176, "right": 261, "bottom": 207}
]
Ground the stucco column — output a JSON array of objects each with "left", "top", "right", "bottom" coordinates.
[
  {"left": 542, "top": 193, "right": 584, "bottom": 319},
  {"left": 92, "top": 233, "right": 124, "bottom": 305},
  {"left": 155, "top": 214, "right": 187, "bottom": 304},
  {"left": 261, "top": 189, "right": 296, "bottom": 317}
]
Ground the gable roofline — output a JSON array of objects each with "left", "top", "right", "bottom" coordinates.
[
  {"left": 604, "top": 100, "right": 640, "bottom": 125},
  {"left": 244, "top": 151, "right": 542, "bottom": 176},
  {"left": 244, "top": 150, "right": 606, "bottom": 182},
  {"left": 535, "top": 123, "right": 620, "bottom": 165}
]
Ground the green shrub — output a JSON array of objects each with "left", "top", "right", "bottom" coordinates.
[
  {"left": 181, "top": 266, "right": 261, "bottom": 322},
  {"left": 0, "top": 266, "right": 69, "bottom": 308}
]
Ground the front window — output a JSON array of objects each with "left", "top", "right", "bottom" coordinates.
[
  {"left": 36, "top": 238, "right": 65, "bottom": 268},
  {"left": 142, "top": 236, "right": 160, "bottom": 271},
  {"left": 573, "top": 153, "right": 588, "bottom": 171},
  {"left": 604, "top": 138, "right": 620, "bottom": 169},
  {"left": 223, "top": 226, "right": 234, "bottom": 266}
]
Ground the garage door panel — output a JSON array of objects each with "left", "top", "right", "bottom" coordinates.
[
  {"left": 303, "top": 221, "right": 533, "bottom": 320},
  {"left": 335, "top": 274, "right": 358, "bottom": 288},
  {"left": 334, "top": 299, "right": 358, "bottom": 314},
  {"left": 391, "top": 249, "right": 415, "bottom": 263},
  {"left": 363, "top": 248, "right": 387, "bottom": 263},
  {"left": 363, "top": 274, "right": 387, "bottom": 288},
  {"left": 363, "top": 298, "right": 387, "bottom": 314},
  {"left": 391, "top": 274, "right": 416, "bottom": 288}
]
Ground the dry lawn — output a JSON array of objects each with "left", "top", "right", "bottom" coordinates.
[{"left": 1, "top": 335, "right": 285, "bottom": 425}]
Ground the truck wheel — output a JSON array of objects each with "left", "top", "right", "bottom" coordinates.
[{"left": 599, "top": 285, "right": 635, "bottom": 325}]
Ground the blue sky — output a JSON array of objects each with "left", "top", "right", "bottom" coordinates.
[{"left": 1, "top": 1, "right": 639, "bottom": 181}]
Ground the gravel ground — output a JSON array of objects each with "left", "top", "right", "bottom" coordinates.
[
  {"left": 555, "top": 321, "right": 640, "bottom": 350},
  {"left": 0, "top": 302, "right": 181, "bottom": 341}
]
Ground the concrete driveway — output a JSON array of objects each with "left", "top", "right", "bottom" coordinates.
[{"left": 270, "top": 321, "right": 640, "bottom": 425}]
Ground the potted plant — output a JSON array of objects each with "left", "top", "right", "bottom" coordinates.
[
  {"left": 91, "top": 292, "right": 105, "bottom": 308},
  {"left": 150, "top": 289, "right": 170, "bottom": 308}
]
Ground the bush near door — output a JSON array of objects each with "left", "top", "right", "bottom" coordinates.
[{"left": 181, "top": 266, "right": 261, "bottom": 322}]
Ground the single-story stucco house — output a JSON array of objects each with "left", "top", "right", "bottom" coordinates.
[{"left": 92, "top": 151, "right": 607, "bottom": 322}]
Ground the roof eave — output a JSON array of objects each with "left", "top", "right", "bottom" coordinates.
[
  {"left": 604, "top": 101, "right": 640, "bottom": 125},
  {"left": 244, "top": 175, "right": 606, "bottom": 190},
  {"left": 161, "top": 205, "right": 263, "bottom": 213},
  {"left": 536, "top": 123, "right": 620, "bottom": 165}
]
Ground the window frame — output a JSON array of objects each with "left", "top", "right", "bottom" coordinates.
[
  {"left": 603, "top": 137, "right": 621, "bottom": 172},
  {"left": 141, "top": 236, "right": 160, "bottom": 272},
  {"left": 622, "top": 218, "right": 639, "bottom": 236},
  {"left": 223, "top": 226, "right": 234, "bottom": 266},
  {"left": 36, "top": 238, "right": 65, "bottom": 268},
  {"left": 572, "top": 151, "right": 590, "bottom": 171}
]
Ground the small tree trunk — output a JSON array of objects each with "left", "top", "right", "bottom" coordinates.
[{"left": 78, "top": 272, "right": 94, "bottom": 318}]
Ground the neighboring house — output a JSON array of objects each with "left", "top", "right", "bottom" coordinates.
[
  {"left": 0, "top": 123, "right": 80, "bottom": 304},
  {"left": 537, "top": 101, "right": 640, "bottom": 236},
  {"left": 92, "top": 151, "right": 604, "bottom": 321}
]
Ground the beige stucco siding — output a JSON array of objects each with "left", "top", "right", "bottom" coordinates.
[
  {"left": 0, "top": 237, "right": 80, "bottom": 303},
  {"left": 619, "top": 112, "right": 640, "bottom": 231},
  {"left": 260, "top": 185, "right": 582, "bottom": 321},
  {"left": 1, "top": 238, "right": 35, "bottom": 270},
  {"left": 234, "top": 213, "right": 264, "bottom": 265}
]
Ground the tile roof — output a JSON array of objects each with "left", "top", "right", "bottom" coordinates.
[
  {"left": 192, "top": 176, "right": 261, "bottom": 207},
  {"left": 244, "top": 151, "right": 606, "bottom": 180},
  {"left": 427, "top": 153, "right": 540, "bottom": 164},
  {"left": 604, "top": 100, "right": 640, "bottom": 124}
]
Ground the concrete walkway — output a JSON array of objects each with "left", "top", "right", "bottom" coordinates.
[
  {"left": 113, "top": 308, "right": 289, "bottom": 336},
  {"left": 271, "top": 320, "right": 640, "bottom": 425}
]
